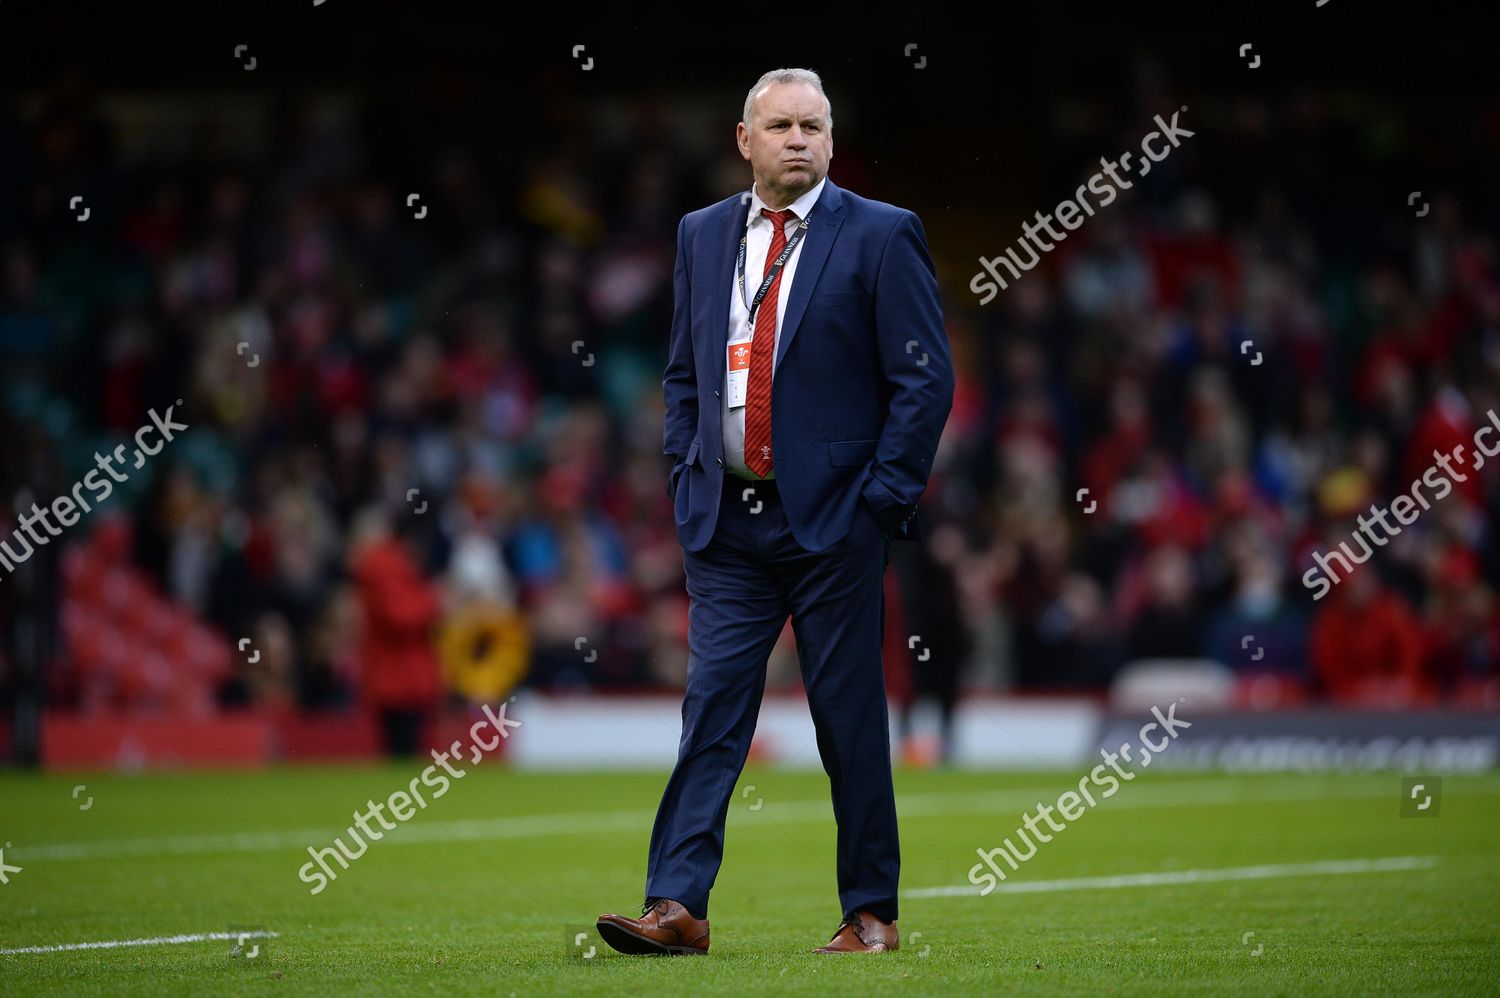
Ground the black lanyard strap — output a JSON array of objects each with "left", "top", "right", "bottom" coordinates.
[{"left": 736, "top": 209, "right": 813, "bottom": 326}]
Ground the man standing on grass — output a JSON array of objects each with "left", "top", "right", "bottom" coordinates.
[{"left": 595, "top": 67, "right": 954, "bottom": 956}]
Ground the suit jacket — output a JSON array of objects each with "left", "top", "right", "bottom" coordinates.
[{"left": 663, "top": 176, "right": 954, "bottom": 554}]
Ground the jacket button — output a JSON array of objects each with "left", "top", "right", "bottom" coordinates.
[
  {"left": 716, "top": 457, "right": 723, "bottom": 467},
  {"left": 714, "top": 390, "right": 721, "bottom": 397}
]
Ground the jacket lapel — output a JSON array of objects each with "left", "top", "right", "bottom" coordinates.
[
  {"left": 707, "top": 191, "right": 752, "bottom": 400},
  {"left": 774, "top": 177, "right": 845, "bottom": 369}
]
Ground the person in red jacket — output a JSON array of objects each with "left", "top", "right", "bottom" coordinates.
[
  {"left": 1307, "top": 568, "right": 1427, "bottom": 706},
  {"left": 348, "top": 509, "right": 444, "bottom": 756}
]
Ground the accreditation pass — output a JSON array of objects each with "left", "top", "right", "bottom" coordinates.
[{"left": 726, "top": 335, "right": 753, "bottom": 409}]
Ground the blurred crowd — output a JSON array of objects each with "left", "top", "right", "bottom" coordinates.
[
  {"left": 2, "top": 69, "right": 1498, "bottom": 736},
  {"left": 934, "top": 83, "right": 1500, "bottom": 708}
]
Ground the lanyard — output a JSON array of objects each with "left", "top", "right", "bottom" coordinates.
[{"left": 736, "top": 209, "right": 813, "bottom": 326}]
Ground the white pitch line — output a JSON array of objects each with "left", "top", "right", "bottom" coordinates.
[
  {"left": 903, "top": 855, "right": 1439, "bottom": 899},
  {"left": 0, "top": 859, "right": 1439, "bottom": 956},
  {"left": 11, "top": 780, "right": 1492, "bottom": 863},
  {"left": 0, "top": 930, "right": 279, "bottom": 956}
]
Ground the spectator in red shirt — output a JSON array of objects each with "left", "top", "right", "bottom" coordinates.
[
  {"left": 348, "top": 508, "right": 444, "bottom": 756},
  {"left": 1308, "top": 568, "right": 1427, "bottom": 706}
]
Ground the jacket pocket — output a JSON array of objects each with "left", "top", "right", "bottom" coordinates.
[
  {"left": 807, "top": 290, "right": 866, "bottom": 311},
  {"left": 828, "top": 438, "right": 878, "bottom": 466}
]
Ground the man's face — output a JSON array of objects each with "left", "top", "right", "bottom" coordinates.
[{"left": 736, "top": 82, "right": 832, "bottom": 207}]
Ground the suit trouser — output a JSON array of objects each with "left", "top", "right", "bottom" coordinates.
[{"left": 645, "top": 475, "right": 900, "bottom": 923}]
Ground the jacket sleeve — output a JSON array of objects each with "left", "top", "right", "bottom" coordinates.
[
  {"left": 662, "top": 214, "right": 698, "bottom": 498},
  {"left": 859, "top": 210, "right": 955, "bottom": 535}
]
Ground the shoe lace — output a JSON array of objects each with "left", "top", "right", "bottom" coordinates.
[
  {"left": 640, "top": 898, "right": 669, "bottom": 918},
  {"left": 837, "top": 912, "right": 867, "bottom": 943}
]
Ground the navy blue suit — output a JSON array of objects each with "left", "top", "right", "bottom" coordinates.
[{"left": 650, "top": 176, "right": 954, "bottom": 924}]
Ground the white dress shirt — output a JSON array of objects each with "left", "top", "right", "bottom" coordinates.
[{"left": 722, "top": 175, "right": 827, "bottom": 481}]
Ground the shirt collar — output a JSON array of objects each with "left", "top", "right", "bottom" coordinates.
[{"left": 747, "top": 176, "right": 826, "bottom": 229}]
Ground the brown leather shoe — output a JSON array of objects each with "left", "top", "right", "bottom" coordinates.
[
  {"left": 596, "top": 898, "right": 710, "bottom": 956},
  {"left": 813, "top": 910, "right": 899, "bottom": 953}
]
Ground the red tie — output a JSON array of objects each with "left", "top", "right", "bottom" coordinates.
[{"left": 744, "top": 208, "right": 792, "bottom": 477}]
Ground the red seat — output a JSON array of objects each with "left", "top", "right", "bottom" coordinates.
[{"left": 61, "top": 523, "right": 235, "bottom": 716}]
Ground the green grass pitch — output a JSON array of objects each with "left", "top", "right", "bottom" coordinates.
[{"left": 1, "top": 765, "right": 1497, "bottom": 994}]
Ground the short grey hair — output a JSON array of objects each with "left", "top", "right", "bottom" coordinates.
[{"left": 742, "top": 68, "right": 833, "bottom": 130}]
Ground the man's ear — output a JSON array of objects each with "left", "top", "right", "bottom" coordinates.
[{"left": 736, "top": 122, "right": 750, "bottom": 160}]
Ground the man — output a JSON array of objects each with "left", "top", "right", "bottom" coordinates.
[{"left": 596, "top": 67, "right": 953, "bottom": 956}]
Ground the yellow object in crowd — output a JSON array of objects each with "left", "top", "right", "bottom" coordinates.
[{"left": 440, "top": 601, "right": 531, "bottom": 702}]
